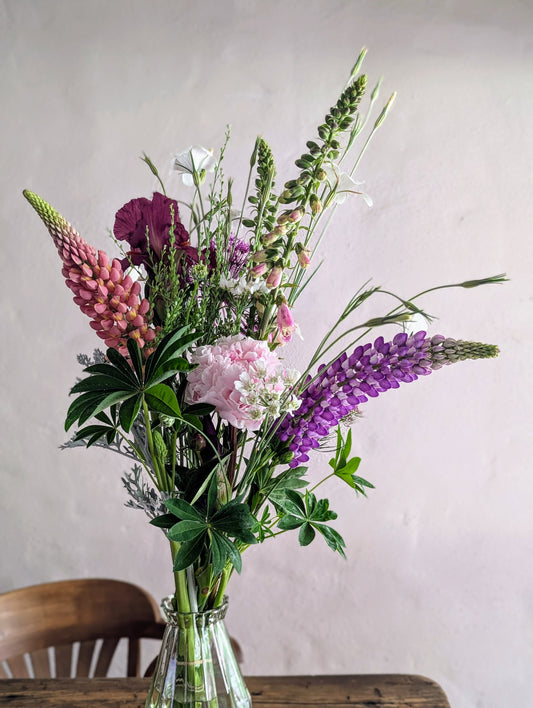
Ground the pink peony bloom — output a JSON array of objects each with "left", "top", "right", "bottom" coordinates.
[{"left": 185, "top": 336, "right": 289, "bottom": 431}]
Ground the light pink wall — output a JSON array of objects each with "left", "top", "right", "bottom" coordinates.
[{"left": 1, "top": 1, "right": 531, "bottom": 706}]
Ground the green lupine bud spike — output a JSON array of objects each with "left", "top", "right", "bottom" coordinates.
[
  {"left": 459, "top": 274, "right": 508, "bottom": 288},
  {"left": 374, "top": 92, "right": 397, "bottom": 128},
  {"left": 428, "top": 336, "right": 499, "bottom": 369},
  {"left": 250, "top": 136, "right": 260, "bottom": 167},
  {"left": 350, "top": 48, "right": 368, "bottom": 79},
  {"left": 153, "top": 430, "right": 168, "bottom": 468}
]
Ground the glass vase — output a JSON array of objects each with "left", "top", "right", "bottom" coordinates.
[{"left": 145, "top": 596, "right": 251, "bottom": 708}]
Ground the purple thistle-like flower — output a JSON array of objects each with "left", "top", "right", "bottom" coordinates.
[{"left": 277, "top": 331, "right": 498, "bottom": 467}]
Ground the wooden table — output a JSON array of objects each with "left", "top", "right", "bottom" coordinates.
[{"left": 0, "top": 674, "right": 450, "bottom": 706}]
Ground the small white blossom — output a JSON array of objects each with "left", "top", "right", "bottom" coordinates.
[
  {"left": 171, "top": 146, "right": 215, "bottom": 186},
  {"left": 323, "top": 163, "right": 373, "bottom": 207}
]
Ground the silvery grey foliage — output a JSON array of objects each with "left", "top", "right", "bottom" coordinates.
[
  {"left": 77, "top": 349, "right": 107, "bottom": 367},
  {"left": 60, "top": 433, "right": 138, "bottom": 460},
  {"left": 122, "top": 464, "right": 168, "bottom": 519}
]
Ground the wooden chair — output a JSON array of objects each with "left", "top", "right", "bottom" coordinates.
[{"left": 0, "top": 578, "right": 166, "bottom": 679}]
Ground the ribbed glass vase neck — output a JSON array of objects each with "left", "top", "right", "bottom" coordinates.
[{"left": 160, "top": 595, "right": 229, "bottom": 626}]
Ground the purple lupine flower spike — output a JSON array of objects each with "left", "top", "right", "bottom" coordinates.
[{"left": 278, "top": 331, "right": 499, "bottom": 467}]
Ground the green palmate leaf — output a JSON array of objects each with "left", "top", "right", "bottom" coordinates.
[
  {"left": 106, "top": 346, "right": 141, "bottom": 384},
  {"left": 70, "top": 373, "right": 135, "bottom": 395},
  {"left": 168, "top": 519, "right": 207, "bottom": 542},
  {"left": 73, "top": 424, "right": 111, "bottom": 440},
  {"left": 274, "top": 488, "right": 306, "bottom": 517},
  {"left": 83, "top": 363, "right": 138, "bottom": 388},
  {"left": 144, "top": 384, "right": 181, "bottom": 418},
  {"left": 211, "top": 531, "right": 242, "bottom": 574},
  {"left": 127, "top": 338, "right": 144, "bottom": 380},
  {"left": 172, "top": 535, "right": 205, "bottom": 571},
  {"left": 144, "top": 326, "right": 195, "bottom": 382},
  {"left": 277, "top": 514, "right": 303, "bottom": 531},
  {"left": 65, "top": 389, "right": 132, "bottom": 431},
  {"left": 78, "top": 390, "right": 137, "bottom": 427},
  {"left": 211, "top": 500, "right": 255, "bottom": 535},
  {"left": 183, "top": 403, "right": 216, "bottom": 416},
  {"left": 147, "top": 358, "right": 194, "bottom": 388},
  {"left": 95, "top": 409, "right": 115, "bottom": 425},
  {"left": 150, "top": 513, "right": 177, "bottom": 528},
  {"left": 118, "top": 395, "right": 142, "bottom": 432},
  {"left": 165, "top": 497, "right": 203, "bottom": 522},
  {"left": 298, "top": 522, "right": 316, "bottom": 546},
  {"left": 317, "top": 524, "right": 346, "bottom": 558}
]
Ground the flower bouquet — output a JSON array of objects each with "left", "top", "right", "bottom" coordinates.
[{"left": 24, "top": 50, "right": 501, "bottom": 707}]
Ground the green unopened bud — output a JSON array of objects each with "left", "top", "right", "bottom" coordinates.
[
  {"left": 153, "top": 431, "right": 168, "bottom": 467},
  {"left": 316, "top": 168, "right": 327, "bottom": 181},
  {"left": 374, "top": 92, "right": 397, "bottom": 128},
  {"left": 261, "top": 231, "right": 280, "bottom": 246},
  {"left": 310, "top": 195, "right": 322, "bottom": 214},
  {"left": 159, "top": 414, "right": 176, "bottom": 428}
]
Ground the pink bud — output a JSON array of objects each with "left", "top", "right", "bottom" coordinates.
[
  {"left": 296, "top": 246, "right": 311, "bottom": 269},
  {"left": 251, "top": 262, "right": 268, "bottom": 278},
  {"left": 266, "top": 265, "right": 283, "bottom": 289}
]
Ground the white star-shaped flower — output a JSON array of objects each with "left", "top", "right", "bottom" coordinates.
[{"left": 171, "top": 146, "right": 215, "bottom": 186}]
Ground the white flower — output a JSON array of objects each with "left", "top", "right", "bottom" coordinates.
[
  {"left": 171, "top": 145, "right": 215, "bottom": 186},
  {"left": 219, "top": 275, "right": 269, "bottom": 298},
  {"left": 322, "top": 163, "right": 373, "bottom": 207}
]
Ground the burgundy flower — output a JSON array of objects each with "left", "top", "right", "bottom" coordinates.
[{"left": 113, "top": 192, "right": 197, "bottom": 271}]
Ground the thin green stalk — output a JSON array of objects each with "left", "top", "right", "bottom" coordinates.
[{"left": 141, "top": 397, "right": 166, "bottom": 491}]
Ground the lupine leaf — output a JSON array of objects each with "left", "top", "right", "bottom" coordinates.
[
  {"left": 127, "top": 338, "right": 144, "bottom": 381},
  {"left": 165, "top": 497, "right": 203, "bottom": 521},
  {"left": 168, "top": 519, "right": 207, "bottom": 542},
  {"left": 106, "top": 347, "right": 141, "bottom": 384},
  {"left": 212, "top": 531, "right": 242, "bottom": 573},
  {"left": 150, "top": 513, "right": 178, "bottom": 528},
  {"left": 277, "top": 514, "right": 303, "bottom": 531},
  {"left": 144, "top": 384, "right": 181, "bottom": 418},
  {"left": 172, "top": 535, "right": 205, "bottom": 571},
  {"left": 315, "top": 524, "right": 347, "bottom": 558},
  {"left": 144, "top": 326, "right": 195, "bottom": 382},
  {"left": 83, "top": 363, "right": 138, "bottom": 387},
  {"left": 70, "top": 374, "right": 135, "bottom": 394},
  {"left": 118, "top": 395, "right": 142, "bottom": 432},
  {"left": 78, "top": 390, "right": 137, "bottom": 427},
  {"left": 298, "top": 523, "right": 316, "bottom": 546}
]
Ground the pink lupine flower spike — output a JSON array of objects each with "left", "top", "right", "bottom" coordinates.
[{"left": 23, "top": 190, "right": 156, "bottom": 355}]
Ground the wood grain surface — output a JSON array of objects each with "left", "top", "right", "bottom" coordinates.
[{"left": 0, "top": 674, "right": 451, "bottom": 707}]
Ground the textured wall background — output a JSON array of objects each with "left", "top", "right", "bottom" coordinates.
[{"left": 1, "top": 1, "right": 532, "bottom": 706}]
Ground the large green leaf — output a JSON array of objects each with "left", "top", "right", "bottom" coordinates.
[
  {"left": 144, "top": 384, "right": 181, "bottom": 418},
  {"left": 118, "top": 395, "right": 142, "bottom": 432},
  {"left": 83, "top": 362, "right": 138, "bottom": 388},
  {"left": 106, "top": 347, "right": 141, "bottom": 384},
  {"left": 168, "top": 519, "right": 207, "bottom": 543},
  {"left": 127, "top": 338, "right": 144, "bottom": 381},
  {"left": 172, "top": 535, "right": 205, "bottom": 571},
  {"left": 165, "top": 497, "right": 203, "bottom": 522},
  {"left": 77, "top": 390, "right": 137, "bottom": 427},
  {"left": 70, "top": 374, "right": 136, "bottom": 395},
  {"left": 211, "top": 531, "right": 242, "bottom": 574},
  {"left": 144, "top": 326, "right": 195, "bottom": 382}
]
